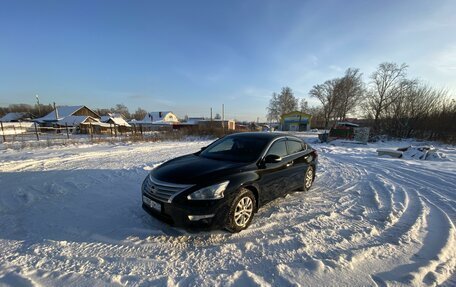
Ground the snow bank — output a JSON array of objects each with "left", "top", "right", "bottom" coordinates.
[
  {"left": 377, "top": 145, "right": 449, "bottom": 161},
  {"left": 0, "top": 140, "right": 455, "bottom": 286},
  {"left": 402, "top": 145, "right": 448, "bottom": 161}
]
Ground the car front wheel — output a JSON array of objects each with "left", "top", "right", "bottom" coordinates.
[
  {"left": 225, "top": 188, "right": 256, "bottom": 233},
  {"left": 304, "top": 165, "right": 314, "bottom": 191}
]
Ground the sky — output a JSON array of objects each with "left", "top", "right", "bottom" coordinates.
[{"left": 0, "top": 0, "right": 455, "bottom": 121}]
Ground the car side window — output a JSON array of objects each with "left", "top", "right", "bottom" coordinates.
[
  {"left": 266, "top": 140, "right": 288, "bottom": 157},
  {"left": 287, "top": 140, "right": 304, "bottom": 155}
]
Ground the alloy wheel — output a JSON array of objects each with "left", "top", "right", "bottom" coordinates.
[
  {"left": 234, "top": 197, "right": 253, "bottom": 227},
  {"left": 305, "top": 166, "right": 314, "bottom": 190}
]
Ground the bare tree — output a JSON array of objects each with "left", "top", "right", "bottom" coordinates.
[
  {"left": 307, "top": 105, "right": 325, "bottom": 128},
  {"left": 309, "top": 79, "right": 338, "bottom": 129},
  {"left": 96, "top": 108, "right": 112, "bottom": 116},
  {"left": 266, "top": 92, "right": 280, "bottom": 122},
  {"left": 334, "top": 68, "right": 364, "bottom": 120},
  {"left": 0, "top": 103, "right": 53, "bottom": 118},
  {"left": 367, "top": 62, "right": 408, "bottom": 132},
  {"left": 111, "top": 104, "right": 130, "bottom": 119},
  {"left": 132, "top": 107, "right": 147, "bottom": 120},
  {"left": 385, "top": 80, "right": 448, "bottom": 138},
  {"left": 300, "top": 98, "right": 309, "bottom": 113},
  {"left": 266, "top": 87, "right": 298, "bottom": 122},
  {"left": 278, "top": 87, "right": 298, "bottom": 115}
]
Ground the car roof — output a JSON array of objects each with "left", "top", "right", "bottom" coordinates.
[{"left": 226, "top": 132, "right": 300, "bottom": 141}]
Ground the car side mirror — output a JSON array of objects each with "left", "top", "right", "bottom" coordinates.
[
  {"left": 264, "top": 154, "right": 282, "bottom": 163},
  {"left": 200, "top": 146, "right": 207, "bottom": 151}
]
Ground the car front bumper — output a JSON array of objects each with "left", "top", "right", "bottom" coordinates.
[{"left": 141, "top": 193, "right": 230, "bottom": 229}]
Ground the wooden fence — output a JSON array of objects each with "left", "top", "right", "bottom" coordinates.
[{"left": 0, "top": 121, "right": 179, "bottom": 146}]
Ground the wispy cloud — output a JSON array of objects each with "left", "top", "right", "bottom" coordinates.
[
  {"left": 432, "top": 44, "right": 456, "bottom": 72},
  {"left": 127, "top": 94, "right": 148, "bottom": 100},
  {"left": 329, "top": 65, "right": 343, "bottom": 72}
]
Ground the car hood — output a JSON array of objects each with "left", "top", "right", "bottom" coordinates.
[{"left": 151, "top": 154, "right": 247, "bottom": 184}]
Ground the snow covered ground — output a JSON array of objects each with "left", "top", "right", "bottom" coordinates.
[{"left": 0, "top": 137, "right": 455, "bottom": 286}]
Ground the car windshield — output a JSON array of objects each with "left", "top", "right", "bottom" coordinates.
[{"left": 200, "top": 136, "right": 269, "bottom": 162}]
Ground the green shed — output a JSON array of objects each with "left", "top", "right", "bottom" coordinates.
[{"left": 280, "top": 111, "right": 312, "bottom": 131}]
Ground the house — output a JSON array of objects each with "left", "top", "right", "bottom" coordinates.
[
  {"left": 100, "top": 113, "right": 131, "bottom": 127},
  {"left": 0, "top": 112, "right": 31, "bottom": 122},
  {"left": 131, "top": 111, "right": 180, "bottom": 131},
  {"left": 33, "top": 105, "right": 111, "bottom": 134},
  {"left": 280, "top": 111, "right": 312, "bottom": 131},
  {"left": 56, "top": 115, "right": 105, "bottom": 133},
  {"left": 56, "top": 115, "right": 99, "bottom": 127},
  {"left": 35, "top": 105, "right": 100, "bottom": 126},
  {"left": 100, "top": 113, "right": 131, "bottom": 133},
  {"left": 140, "top": 111, "right": 179, "bottom": 124}
]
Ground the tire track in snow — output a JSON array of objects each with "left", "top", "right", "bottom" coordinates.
[
  {"left": 319, "top": 146, "right": 456, "bottom": 285},
  {"left": 372, "top": 197, "right": 456, "bottom": 286},
  {"left": 1, "top": 141, "right": 455, "bottom": 286}
]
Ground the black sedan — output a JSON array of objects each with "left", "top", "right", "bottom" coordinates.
[{"left": 141, "top": 132, "right": 318, "bottom": 232}]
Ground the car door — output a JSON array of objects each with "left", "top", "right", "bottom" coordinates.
[
  {"left": 285, "top": 138, "right": 310, "bottom": 190},
  {"left": 257, "top": 139, "right": 294, "bottom": 204}
]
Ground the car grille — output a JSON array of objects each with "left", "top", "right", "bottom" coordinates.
[{"left": 143, "top": 176, "right": 193, "bottom": 203}]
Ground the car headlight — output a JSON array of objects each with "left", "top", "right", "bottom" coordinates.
[{"left": 187, "top": 181, "right": 229, "bottom": 200}]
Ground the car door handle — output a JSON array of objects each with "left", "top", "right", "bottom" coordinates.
[{"left": 286, "top": 161, "right": 294, "bottom": 167}]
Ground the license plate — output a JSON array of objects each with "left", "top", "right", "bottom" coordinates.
[{"left": 143, "top": 195, "right": 161, "bottom": 212}]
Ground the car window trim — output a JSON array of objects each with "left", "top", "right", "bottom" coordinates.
[
  {"left": 259, "top": 136, "right": 287, "bottom": 161},
  {"left": 286, "top": 139, "right": 305, "bottom": 155}
]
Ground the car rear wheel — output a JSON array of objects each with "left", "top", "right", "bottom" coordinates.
[
  {"left": 304, "top": 165, "right": 314, "bottom": 191},
  {"left": 225, "top": 188, "right": 256, "bottom": 233}
]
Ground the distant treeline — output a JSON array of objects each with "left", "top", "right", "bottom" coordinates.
[{"left": 267, "top": 62, "right": 456, "bottom": 143}]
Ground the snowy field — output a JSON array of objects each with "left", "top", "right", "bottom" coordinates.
[{"left": 0, "top": 137, "right": 455, "bottom": 286}]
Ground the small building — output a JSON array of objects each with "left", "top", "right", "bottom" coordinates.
[
  {"left": 280, "top": 111, "right": 312, "bottom": 131},
  {"left": 56, "top": 115, "right": 98, "bottom": 127},
  {"left": 0, "top": 112, "right": 31, "bottom": 122},
  {"left": 56, "top": 115, "right": 104, "bottom": 133},
  {"left": 326, "top": 121, "right": 370, "bottom": 143},
  {"left": 35, "top": 105, "right": 100, "bottom": 126},
  {"left": 100, "top": 113, "right": 131, "bottom": 133}
]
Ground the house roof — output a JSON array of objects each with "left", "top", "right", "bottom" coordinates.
[
  {"left": 56, "top": 115, "right": 92, "bottom": 126},
  {"left": 35, "top": 106, "right": 85, "bottom": 122},
  {"left": 142, "top": 111, "right": 170, "bottom": 122},
  {"left": 0, "top": 112, "right": 27, "bottom": 122},
  {"left": 100, "top": 113, "right": 131, "bottom": 127},
  {"left": 140, "top": 111, "right": 178, "bottom": 123}
]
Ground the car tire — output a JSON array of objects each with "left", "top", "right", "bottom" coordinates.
[
  {"left": 304, "top": 165, "right": 314, "bottom": 191},
  {"left": 225, "top": 188, "right": 256, "bottom": 233}
]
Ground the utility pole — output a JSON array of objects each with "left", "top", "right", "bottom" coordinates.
[
  {"left": 222, "top": 104, "right": 225, "bottom": 133},
  {"left": 53, "top": 102, "right": 59, "bottom": 120},
  {"left": 210, "top": 107, "right": 213, "bottom": 129},
  {"left": 36, "top": 94, "right": 41, "bottom": 116}
]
